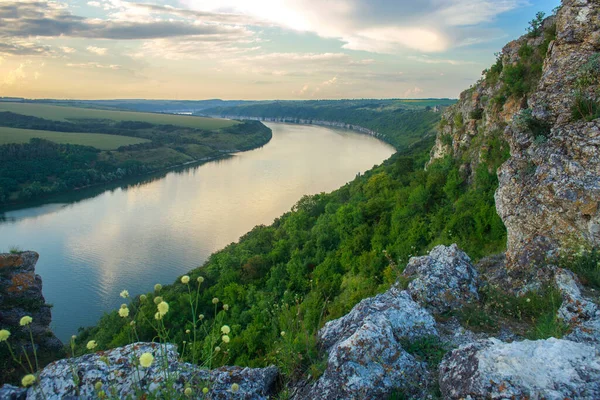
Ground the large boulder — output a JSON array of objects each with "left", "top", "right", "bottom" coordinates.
[
  {"left": 19, "top": 342, "right": 278, "bottom": 399},
  {"left": 403, "top": 244, "right": 480, "bottom": 313},
  {"left": 294, "top": 288, "right": 437, "bottom": 399},
  {"left": 439, "top": 337, "right": 600, "bottom": 399}
]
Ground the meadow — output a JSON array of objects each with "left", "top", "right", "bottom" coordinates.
[
  {"left": 0, "top": 127, "right": 149, "bottom": 150},
  {"left": 0, "top": 103, "right": 238, "bottom": 130}
]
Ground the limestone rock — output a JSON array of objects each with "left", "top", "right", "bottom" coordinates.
[
  {"left": 439, "top": 337, "right": 600, "bottom": 399},
  {"left": 403, "top": 244, "right": 480, "bottom": 313},
  {"left": 0, "top": 252, "right": 63, "bottom": 384},
  {"left": 555, "top": 268, "right": 600, "bottom": 346},
  {"left": 23, "top": 342, "right": 278, "bottom": 399},
  {"left": 495, "top": 0, "right": 600, "bottom": 270},
  {"left": 0, "top": 384, "right": 26, "bottom": 400},
  {"left": 294, "top": 288, "right": 437, "bottom": 399}
]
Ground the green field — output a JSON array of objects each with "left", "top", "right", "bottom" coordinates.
[
  {"left": 0, "top": 103, "right": 238, "bottom": 130},
  {"left": 0, "top": 127, "right": 149, "bottom": 150}
]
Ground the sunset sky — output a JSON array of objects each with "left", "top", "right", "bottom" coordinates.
[{"left": 0, "top": 0, "right": 560, "bottom": 100}]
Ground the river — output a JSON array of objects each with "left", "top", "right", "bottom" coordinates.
[{"left": 0, "top": 122, "right": 395, "bottom": 341}]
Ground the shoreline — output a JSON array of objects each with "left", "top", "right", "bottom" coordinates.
[{"left": 0, "top": 134, "right": 272, "bottom": 211}]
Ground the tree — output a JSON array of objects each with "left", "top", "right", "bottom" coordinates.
[{"left": 527, "top": 12, "right": 545, "bottom": 37}]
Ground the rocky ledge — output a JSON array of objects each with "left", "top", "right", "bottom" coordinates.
[
  {"left": 292, "top": 244, "right": 600, "bottom": 400},
  {"left": 0, "top": 342, "right": 278, "bottom": 400},
  {"left": 0, "top": 252, "right": 63, "bottom": 384}
]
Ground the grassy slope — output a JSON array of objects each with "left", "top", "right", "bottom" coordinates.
[
  {"left": 0, "top": 103, "right": 238, "bottom": 130},
  {"left": 0, "top": 127, "right": 149, "bottom": 150}
]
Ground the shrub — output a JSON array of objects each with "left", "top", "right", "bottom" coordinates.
[
  {"left": 469, "top": 108, "right": 484, "bottom": 120},
  {"left": 571, "top": 95, "right": 600, "bottom": 122},
  {"left": 485, "top": 53, "right": 504, "bottom": 86},
  {"left": 514, "top": 109, "right": 551, "bottom": 139},
  {"left": 571, "top": 53, "right": 600, "bottom": 122},
  {"left": 453, "top": 113, "right": 464, "bottom": 130}
]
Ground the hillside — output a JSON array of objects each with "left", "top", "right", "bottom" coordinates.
[{"left": 1, "top": 0, "right": 599, "bottom": 398}]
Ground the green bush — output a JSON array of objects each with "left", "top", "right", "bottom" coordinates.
[
  {"left": 453, "top": 113, "right": 464, "bottom": 130},
  {"left": 469, "top": 108, "right": 484, "bottom": 120}
]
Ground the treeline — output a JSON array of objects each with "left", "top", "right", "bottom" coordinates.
[
  {"left": 0, "top": 111, "right": 208, "bottom": 141},
  {"left": 0, "top": 139, "right": 151, "bottom": 204},
  {"left": 202, "top": 100, "right": 446, "bottom": 148},
  {"left": 78, "top": 130, "right": 509, "bottom": 375}
]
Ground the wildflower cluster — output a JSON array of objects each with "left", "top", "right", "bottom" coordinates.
[{"left": 8, "top": 273, "right": 240, "bottom": 398}]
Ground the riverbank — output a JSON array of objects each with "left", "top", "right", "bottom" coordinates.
[{"left": 0, "top": 120, "right": 272, "bottom": 208}]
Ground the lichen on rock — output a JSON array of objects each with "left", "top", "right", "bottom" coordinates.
[
  {"left": 294, "top": 288, "right": 437, "bottom": 399},
  {"left": 403, "top": 244, "right": 480, "bottom": 314},
  {"left": 21, "top": 342, "right": 277, "bottom": 400},
  {"left": 439, "top": 337, "right": 600, "bottom": 400}
]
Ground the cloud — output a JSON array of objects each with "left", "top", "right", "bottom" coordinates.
[
  {"left": 0, "top": 42, "right": 52, "bottom": 56},
  {"left": 87, "top": 1, "right": 101, "bottom": 6},
  {"left": 403, "top": 86, "right": 424, "bottom": 97},
  {"left": 66, "top": 62, "right": 122, "bottom": 69},
  {"left": 184, "top": 0, "right": 526, "bottom": 53},
  {"left": 3, "top": 62, "right": 29, "bottom": 85},
  {"left": 60, "top": 46, "right": 76, "bottom": 54},
  {"left": 322, "top": 76, "right": 337, "bottom": 86},
  {"left": 87, "top": 46, "right": 108, "bottom": 55},
  {"left": 0, "top": 1, "right": 257, "bottom": 41},
  {"left": 408, "top": 55, "right": 477, "bottom": 65}
]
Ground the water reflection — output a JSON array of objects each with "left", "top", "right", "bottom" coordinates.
[{"left": 0, "top": 123, "right": 395, "bottom": 341}]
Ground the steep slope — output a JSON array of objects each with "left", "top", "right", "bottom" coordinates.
[
  {"left": 496, "top": 0, "right": 600, "bottom": 273},
  {"left": 430, "top": 0, "right": 599, "bottom": 284}
]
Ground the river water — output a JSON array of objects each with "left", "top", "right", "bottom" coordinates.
[{"left": 0, "top": 123, "right": 395, "bottom": 340}]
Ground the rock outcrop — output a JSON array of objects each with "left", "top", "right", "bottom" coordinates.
[
  {"left": 429, "top": 0, "right": 600, "bottom": 276},
  {"left": 403, "top": 244, "right": 480, "bottom": 313},
  {"left": 293, "top": 288, "right": 437, "bottom": 399},
  {"left": 0, "top": 252, "right": 63, "bottom": 384},
  {"left": 439, "top": 337, "right": 600, "bottom": 399},
  {"left": 1, "top": 342, "right": 278, "bottom": 400},
  {"left": 496, "top": 0, "right": 600, "bottom": 271}
]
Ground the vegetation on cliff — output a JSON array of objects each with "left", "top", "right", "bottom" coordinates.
[{"left": 79, "top": 128, "right": 508, "bottom": 377}]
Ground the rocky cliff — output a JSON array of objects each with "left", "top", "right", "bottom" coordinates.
[
  {"left": 0, "top": 252, "right": 64, "bottom": 384},
  {"left": 429, "top": 0, "right": 600, "bottom": 278}
]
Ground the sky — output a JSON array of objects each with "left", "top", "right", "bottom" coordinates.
[{"left": 0, "top": 0, "right": 560, "bottom": 100}]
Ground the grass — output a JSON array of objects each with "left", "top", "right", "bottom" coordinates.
[
  {"left": 453, "top": 285, "right": 567, "bottom": 340},
  {"left": 0, "top": 127, "right": 149, "bottom": 150},
  {"left": 0, "top": 103, "right": 238, "bottom": 130},
  {"left": 559, "top": 247, "right": 600, "bottom": 289}
]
